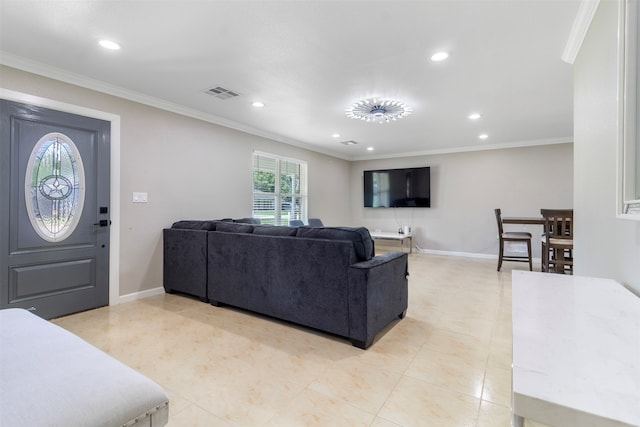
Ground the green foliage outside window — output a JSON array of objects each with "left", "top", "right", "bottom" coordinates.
[{"left": 253, "top": 170, "right": 275, "bottom": 193}]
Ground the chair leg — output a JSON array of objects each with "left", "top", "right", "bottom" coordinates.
[
  {"left": 497, "top": 241, "right": 503, "bottom": 271},
  {"left": 554, "top": 247, "right": 568, "bottom": 274},
  {"left": 527, "top": 239, "right": 532, "bottom": 271},
  {"left": 541, "top": 241, "right": 548, "bottom": 272}
]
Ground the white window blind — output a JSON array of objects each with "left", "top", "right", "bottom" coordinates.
[{"left": 252, "top": 152, "right": 307, "bottom": 225}]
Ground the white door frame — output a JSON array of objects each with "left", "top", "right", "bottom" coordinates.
[{"left": 1, "top": 88, "right": 121, "bottom": 305}]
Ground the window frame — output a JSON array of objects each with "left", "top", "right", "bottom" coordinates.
[
  {"left": 618, "top": 0, "right": 640, "bottom": 219},
  {"left": 252, "top": 151, "right": 307, "bottom": 225}
]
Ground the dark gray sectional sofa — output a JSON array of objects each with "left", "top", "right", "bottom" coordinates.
[{"left": 163, "top": 219, "right": 408, "bottom": 349}]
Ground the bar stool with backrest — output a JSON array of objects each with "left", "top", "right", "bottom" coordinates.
[
  {"left": 540, "top": 209, "right": 573, "bottom": 274},
  {"left": 494, "top": 209, "right": 533, "bottom": 271}
]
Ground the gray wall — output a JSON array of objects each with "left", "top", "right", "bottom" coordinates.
[
  {"left": 574, "top": 1, "right": 640, "bottom": 293},
  {"left": 5, "top": 52, "right": 600, "bottom": 296},
  {"left": 1, "top": 66, "right": 352, "bottom": 297},
  {"left": 351, "top": 143, "right": 574, "bottom": 259}
]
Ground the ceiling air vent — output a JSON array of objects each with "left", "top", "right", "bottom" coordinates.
[
  {"left": 205, "top": 86, "right": 240, "bottom": 100},
  {"left": 340, "top": 140, "right": 358, "bottom": 146}
]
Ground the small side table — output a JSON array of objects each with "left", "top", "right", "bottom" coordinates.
[{"left": 369, "top": 231, "right": 413, "bottom": 253}]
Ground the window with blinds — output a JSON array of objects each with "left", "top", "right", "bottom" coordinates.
[{"left": 252, "top": 152, "right": 307, "bottom": 225}]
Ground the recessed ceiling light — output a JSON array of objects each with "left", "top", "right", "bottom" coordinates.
[
  {"left": 99, "top": 40, "right": 120, "bottom": 50},
  {"left": 332, "top": 133, "right": 341, "bottom": 138},
  {"left": 430, "top": 52, "right": 449, "bottom": 62},
  {"left": 252, "top": 101, "right": 264, "bottom": 108},
  {"left": 468, "top": 113, "right": 481, "bottom": 120},
  {"left": 367, "top": 147, "right": 375, "bottom": 151},
  {"left": 479, "top": 134, "right": 489, "bottom": 140}
]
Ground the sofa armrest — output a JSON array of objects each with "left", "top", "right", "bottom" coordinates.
[
  {"left": 350, "top": 251, "right": 409, "bottom": 272},
  {"left": 347, "top": 252, "right": 409, "bottom": 349},
  {"left": 163, "top": 228, "right": 208, "bottom": 301}
]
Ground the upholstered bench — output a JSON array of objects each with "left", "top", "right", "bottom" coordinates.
[{"left": 0, "top": 308, "right": 169, "bottom": 427}]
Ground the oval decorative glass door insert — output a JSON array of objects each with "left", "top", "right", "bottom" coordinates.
[{"left": 25, "top": 132, "right": 85, "bottom": 242}]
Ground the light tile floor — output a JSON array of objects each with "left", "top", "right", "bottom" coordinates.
[{"left": 53, "top": 254, "right": 551, "bottom": 427}]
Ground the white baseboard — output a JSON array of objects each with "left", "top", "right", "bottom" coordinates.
[
  {"left": 416, "top": 247, "right": 541, "bottom": 264},
  {"left": 115, "top": 249, "right": 542, "bottom": 306},
  {"left": 118, "top": 286, "right": 166, "bottom": 305},
  {"left": 417, "top": 248, "right": 495, "bottom": 259}
]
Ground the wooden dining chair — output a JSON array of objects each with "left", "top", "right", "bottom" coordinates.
[
  {"left": 494, "top": 209, "right": 533, "bottom": 271},
  {"left": 540, "top": 209, "right": 573, "bottom": 274}
]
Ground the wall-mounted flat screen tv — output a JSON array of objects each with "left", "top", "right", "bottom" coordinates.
[{"left": 363, "top": 166, "right": 431, "bottom": 208}]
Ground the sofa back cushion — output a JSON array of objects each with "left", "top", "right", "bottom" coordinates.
[
  {"left": 171, "top": 220, "right": 218, "bottom": 231},
  {"left": 295, "top": 226, "right": 374, "bottom": 261},
  {"left": 207, "top": 232, "right": 353, "bottom": 337},
  {"left": 215, "top": 222, "right": 255, "bottom": 233},
  {"left": 252, "top": 225, "right": 298, "bottom": 236},
  {"left": 233, "top": 217, "right": 261, "bottom": 224}
]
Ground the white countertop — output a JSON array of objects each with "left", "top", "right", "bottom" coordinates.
[{"left": 512, "top": 271, "right": 640, "bottom": 427}]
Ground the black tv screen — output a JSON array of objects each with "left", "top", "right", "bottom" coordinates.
[{"left": 364, "top": 167, "right": 431, "bottom": 208}]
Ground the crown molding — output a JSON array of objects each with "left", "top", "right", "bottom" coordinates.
[
  {"left": 0, "top": 52, "right": 352, "bottom": 161},
  {"left": 350, "top": 137, "right": 574, "bottom": 162},
  {"left": 562, "top": 0, "right": 601, "bottom": 64},
  {"left": 2, "top": 53, "right": 574, "bottom": 163}
]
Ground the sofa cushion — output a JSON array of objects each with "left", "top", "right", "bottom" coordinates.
[
  {"left": 252, "top": 225, "right": 298, "bottom": 236},
  {"left": 215, "top": 222, "right": 255, "bottom": 233},
  {"left": 171, "top": 220, "right": 218, "bottom": 231},
  {"left": 233, "top": 217, "right": 261, "bottom": 224},
  {"left": 296, "top": 226, "right": 374, "bottom": 261}
]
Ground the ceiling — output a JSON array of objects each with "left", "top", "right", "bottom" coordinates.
[{"left": 0, "top": 0, "right": 581, "bottom": 161}]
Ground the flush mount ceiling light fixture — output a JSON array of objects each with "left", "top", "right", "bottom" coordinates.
[{"left": 345, "top": 98, "right": 412, "bottom": 124}]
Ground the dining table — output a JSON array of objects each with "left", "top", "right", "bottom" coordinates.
[
  {"left": 501, "top": 216, "right": 545, "bottom": 225},
  {"left": 503, "top": 214, "right": 573, "bottom": 273}
]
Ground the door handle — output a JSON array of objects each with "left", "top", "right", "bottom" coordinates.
[{"left": 93, "top": 220, "right": 111, "bottom": 227}]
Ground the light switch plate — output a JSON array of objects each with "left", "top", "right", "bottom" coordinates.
[{"left": 132, "top": 192, "right": 148, "bottom": 203}]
